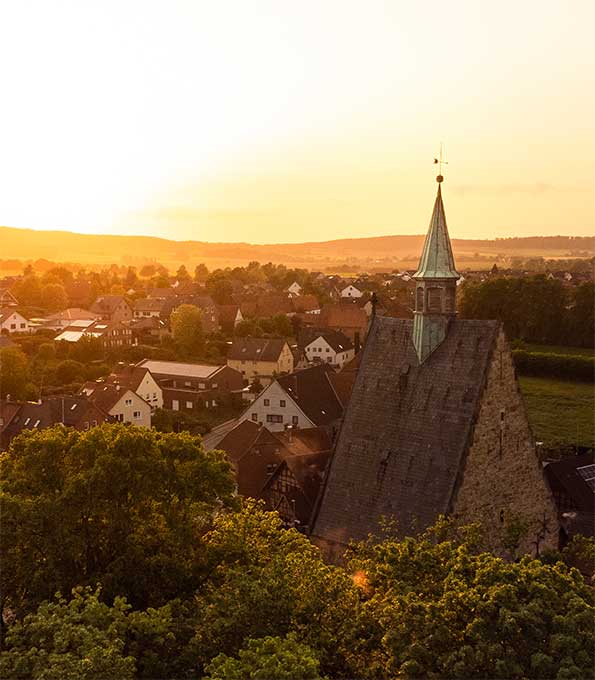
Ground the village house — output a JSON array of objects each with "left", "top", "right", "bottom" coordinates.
[
  {"left": 216, "top": 420, "right": 331, "bottom": 531},
  {"left": 0, "top": 288, "right": 18, "bottom": 307},
  {"left": 544, "top": 453, "right": 595, "bottom": 546},
  {"left": 227, "top": 337, "right": 294, "bottom": 385},
  {"left": 217, "top": 304, "right": 243, "bottom": 333},
  {"left": 0, "top": 308, "right": 32, "bottom": 334},
  {"left": 133, "top": 298, "right": 164, "bottom": 319},
  {"left": 136, "top": 359, "right": 243, "bottom": 411},
  {"left": 286, "top": 281, "right": 303, "bottom": 297},
  {"left": 340, "top": 283, "right": 363, "bottom": 298},
  {"left": 90, "top": 295, "right": 133, "bottom": 322},
  {"left": 299, "top": 329, "right": 355, "bottom": 369},
  {"left": 239, "top": 363, "right": 344, "bottom": 435},
  {"left": 55, "top": 319, "right": 136, "bottom": 350},
  {"left": 41, "top": 308, "right": 99, "bottom": 332},
  {"left": 104, "top": 364, "right": 163, "bottom": 410},
  {"left": 80, "top": 382, "right": 152, "bottom": 427},
  {"left": 318, "top": 301, "right": 368, "bottom": 349},
  {"left": 0, "top": 395, "right": 111, "bottom": 449},
  {"left": 311, "top": 176, "right": 561, "bottom": 560}
]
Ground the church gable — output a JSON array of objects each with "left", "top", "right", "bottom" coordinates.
[
  {"left": 451, "top": 329, "right": 559, "bottom": 555},
  {"left": 311, "top": 316, "right": 500, "bottom": 551}
]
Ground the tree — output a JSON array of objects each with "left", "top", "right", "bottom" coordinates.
[
  {"left": 0, "top": 588, "right": 136, "bottom": 679},
  {"left": 205, "top": 634, "right": 321, "bottom": 680},
  {"left": 0, "top": 347, "right": 30, "bottom": 399},
  {"left": 194, "top": 263, "right": 209, "bottom": 282},
  {"left": 54, "top": 359, "right": 86, "bottom": 384},
  {"left": 12, "top": 274, "right": 42, "bottom": 307},
  {"left": 0, "top": 424, "right": 237, "bottom": 614},
  {"left": 347, "top": 519, "right": 595, "bottom": 679},
  {"left": 192, "top": 500, "right": 359, "bottom": 677},
  {"left": 176, "top": 264, "right": 191, "bottom": 282},
  {"left": 170, "top": 304, "right": 205, "bottom": 357}
]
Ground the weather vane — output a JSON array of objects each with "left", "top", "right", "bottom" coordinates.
[{"left": 433, "top": 143, "right": 448, "bottom": 183}]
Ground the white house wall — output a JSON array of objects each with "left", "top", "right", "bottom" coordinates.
[{"left": 239, "top": 381, "right": 314, "bottom": 432}]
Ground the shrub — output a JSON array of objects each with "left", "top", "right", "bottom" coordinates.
[{"left": 513, "top": 350, "right": 594, "bottom": 382}]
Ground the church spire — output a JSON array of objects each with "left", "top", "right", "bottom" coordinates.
[{"left": 412, "top": 173, "right": 460, "bottom": 363}]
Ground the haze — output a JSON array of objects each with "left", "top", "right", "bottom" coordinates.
[{"left": 0, "top": 0, "right": 593, "bottom": 243}]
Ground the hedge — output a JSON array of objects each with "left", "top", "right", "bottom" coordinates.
[{"left": 512, "top": 350, "right": 594, "bottom": 382}]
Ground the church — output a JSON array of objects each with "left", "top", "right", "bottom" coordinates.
[{"left": 310, "top": 173, "right": 560, "bottom": 559}]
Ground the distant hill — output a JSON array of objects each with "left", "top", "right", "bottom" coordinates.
[{"left": 0, "top": 225, "right": 593, "bottom": 270}]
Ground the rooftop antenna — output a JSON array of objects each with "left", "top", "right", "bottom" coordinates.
[{"left": 433, "top": 143, "right": 448, "bottom": 183}]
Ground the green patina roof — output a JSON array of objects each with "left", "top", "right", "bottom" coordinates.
[{"left": 413, "top": 183, "right": 460, "bottom": 279}]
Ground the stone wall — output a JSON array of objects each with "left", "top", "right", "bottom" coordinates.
[{"left": 452, "top": 329, "right": 560, "bottom": 556}]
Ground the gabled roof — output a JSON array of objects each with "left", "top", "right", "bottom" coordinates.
[
  {"left": 80, "top": 382, "right": 142, "bottom": 412},
  {"left": 228, "top": 337, "right": 288, "bottom": 362},
  {"left": 319, "top": 302, "right": 367, "bottom": 329},
  {"left": 90, "top": 295, "right": 130, "bottom": 312},
  {"left": 311, "top": 316, "right": 500, "bottom": 547},
  {"left": 413, "top": 183, "right": 459, "bottom": 280},
  {"left": 134, "top": 298, "right": 165, "bottom": 312},
  {"left": 0, "top": 308, "right": 28, "bottom": 324},
  {"left": 299, "top": 328, "right": 354, "bottom": 353},
  {"left": 291, "top": 295, "right": 320, "bottom": 313},
  {"left": 148, "top": 287, "right": 177, "bottom": 299},
  {"left": 277, "top": 364, "right": 343, "bottom": 427},
  {"left": 0, "top": 396, "right": 109, "bottom": 442},
  {"left": 107, "top": 365, "right": 155, "bottom": 392}
]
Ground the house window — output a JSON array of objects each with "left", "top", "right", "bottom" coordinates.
[
  {"left": 212, "top": 383, "right": 217, "bottom": 389},
  {"left": 280, "top": 400, "right": 286, "bottom": 407},
  {"left": 326, "top": 348, "right": 329, "bottom": 352},
  {"left": 266, "top": 414, "right": 283, "bottom": 423},
  {"left": 199, "top": 383, "right": 206, "bottom": 389},
  {"left": 251, "top": 413, "right": 258, "bottom": 421},
  {"left": 133, "top": 411, "right": 141, "bottom": 419},
  {"left": 92, "top": 420, "right": 97, "bottom": 427},
  {"left": 184, "top": 381, "right": 191, "bottom": 387},
  {"left": 10, "top": 323, "right": 15, "bottom": 330},
  {"left": 84, "top": 422, "right": 90, "bottom": 430},
  {"left": 186, "top": 401, "right": 193, "bottom": 409},
  {"left": 125, "top": 399, "right": 132, "bottom": 406},
  {"left": 20, "top": 323, "right": 25, "bottom": 329},
  {"left": 172, "top": 400, "right": 179, "bottom": 411},
  {"left": 264, "top": 398, "right": 270, "bottom": 406}
]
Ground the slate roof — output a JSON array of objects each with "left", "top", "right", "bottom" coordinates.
[
  {"left": 311, "top": 316, "right": 500, "bottom": 548},
  {"left": 0, "top": 396, "right": 109, "bottom": 444},
  {"left": 80, "top": 383, "right": 141, "bottom": 412},
  {"left": 277, "top": 364, "right": 343, "bottom": 427},
  {"left": 90, "top": 295, "right": 129, "bottom": 313},
  {"left": 107, "top": 365, "right": 154, "bottom": 392},
  {"left": 228, "top": 337, "right": 288, "bottom": 362},
  {"left": 134, "top": 298, "right": 165, "bottom": 312}
]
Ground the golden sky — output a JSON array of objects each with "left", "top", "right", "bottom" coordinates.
[{"left": 0, "top": 1, "right": 593, "bottom": 243}]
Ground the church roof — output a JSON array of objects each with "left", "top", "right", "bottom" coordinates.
[
  {"left": 413, "top": 183, "right": 459, "bottom": 279},
  {"left": 310, "top": 316, "right": 500, "bottom": 551}
]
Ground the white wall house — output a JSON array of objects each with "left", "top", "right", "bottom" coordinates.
[
  {"left": 133, "top": 370, "right": 163, "bottom": 410},
  {"left": 340, "top": 284, "right": 363, "bottom": 298},
  {"left": 239, "top": 381, "right": 314, "bottom": 432},
  {"left": 304, "top": 335, "right": 355, "bottom": 369},
  {"left": 0, "top": 309, "right": 32, "bottom": 333},
  {"left": 81, "top": 384, "right": 152, "bottom": 428},
  {"left": 286, "top": 281, "right": 303, "bottom": 297}
]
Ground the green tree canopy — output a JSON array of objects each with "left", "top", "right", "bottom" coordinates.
[
  {"left": 347, "top": 520, "right": 595, "bottom": 679},
  {"left": 0, "top": 424, "right": 237, "bottom": 614},
  {"left": 205, "top": 634, "right": 321, "bottom": 680},
  {"left": 40, "top": 282, "right": 68, "bottom": 312},
  {"left": 0, "top": 346, "right": 30, "bottom": 399},
  {"left": 170, "top": 303, "right": 205, "bottom": 357}
]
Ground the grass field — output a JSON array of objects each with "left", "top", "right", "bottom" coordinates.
[
  {"left": 523, "top": 343, "right": 594, "bottom": 357},
  {"left": 519, "top": 376, "right": 594, "bottom": 448}
]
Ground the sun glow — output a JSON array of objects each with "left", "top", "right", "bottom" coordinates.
[{"left": 0, "top": 1, "right": 593, "bottom": 242}]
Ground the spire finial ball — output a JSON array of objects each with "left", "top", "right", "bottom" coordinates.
[{"left": 436, "top": 174, "right": 444, "bottom": 183}]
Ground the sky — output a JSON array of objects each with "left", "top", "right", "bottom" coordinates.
[{"left": 0, "top": 0, "right": 593, "bottom": 244}]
